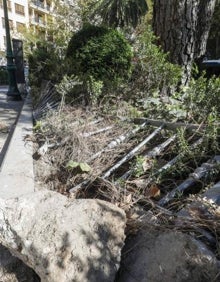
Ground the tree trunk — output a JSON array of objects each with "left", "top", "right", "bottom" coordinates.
[{"left": 153, "top": 0, "right": 216, "bottom": 85}]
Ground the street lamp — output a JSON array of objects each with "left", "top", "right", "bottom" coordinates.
[{"left": 3, "top": 0, "right": 22, "bottom": 100}]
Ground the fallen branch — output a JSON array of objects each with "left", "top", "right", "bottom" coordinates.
[
  {"left": 69, "top": 122, "right": 154, "bottom": 193},
  {"left": 88, "top": 121, "right": 148, "bottom": 161},
  {"left": 158, "top": 155, "right": 220, "bottom": 206},
  {"left": 119, "top": 134, "right": 176, "bottom": 181},
  {"left": 144, "top": 137, "right": 204, "bottom": 187},
  {"left": 133, "top": 118, "right": 208, "bottom": 132},
  {"left": 81, "top": 126, "right": 113, "bottom": 137},
  {"left": 102, "top": 125, "right": 164, "bottom": 179}
]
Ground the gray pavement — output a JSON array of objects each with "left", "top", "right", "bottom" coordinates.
[
  {"left": 0, "top": 86, "right": 23, "bottom": 164},
  {"left": 0, "top": 86, "right": 35, "bottom": 198}
]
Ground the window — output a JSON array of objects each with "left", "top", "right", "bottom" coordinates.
[
  {"left": 34, "top": 13, "right": 45, "bottom": 25},
  {"left": 2, "top": 17, "right": 13, "bottom": 29},
  {"left": 0, "top": 0, "right": 12, "bottom": 11},
  {"left": 16, "top": 22, "right": 25, "bottom": 32},
  {"left": 15, "top": 3, "right": 25, "bottom": 15},
  {"left": 8, "top": 0, "right": 11, "bottom": 10}
]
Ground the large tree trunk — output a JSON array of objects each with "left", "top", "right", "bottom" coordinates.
[{"left": 153, "top": 0, "right": 216, "bottom": 85}]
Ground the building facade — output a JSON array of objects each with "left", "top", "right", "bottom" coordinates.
[{"left": 0, "top": 0, "right": 54, "bottom": 64}]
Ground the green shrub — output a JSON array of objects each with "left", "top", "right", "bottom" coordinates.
[
  {"left": 28, "top": 41, "right": 64, "bottom": 87},
  {"left": 66, "top": 24, "right": 133, "bottom": 85},
  {"left": 181, "top": 74, "right": 220, "bottom": 122},
  {"left": 140, "top": 73, "right": 220, "bottom": 123},
  {"left": 124, "top": 26, "right": 181, "bottom": 100}
]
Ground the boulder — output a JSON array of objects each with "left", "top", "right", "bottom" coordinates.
[
  {"left": 117, "top": 228, "right": 219, "bottom": 282},
  {"left": 0, "top": 244, "right": 39, "bottom": 282},
  {"left": 0, "top": 190, "right": 126, "bottom": 282}
]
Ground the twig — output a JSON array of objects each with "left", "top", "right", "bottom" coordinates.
[
  {"left": 88, "top": 121, "right": 148, "bottom": 161},
  {"left": 119, "top": 134, "right": 176, "bottom": 180},
  {"left": 102, "top": 125, "right": 164, "bottom": 179},
  {"left": 81, "top": 126, "right": 113, "bottom": 137},
  {"left": 69, "top": 122, "right": 151, "bottom": 193}
]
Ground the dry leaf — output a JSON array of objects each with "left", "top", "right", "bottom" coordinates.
[
  {"left": 38, "top": 142, "right": 48, "bottom": 156},
  {"left": 142, "top": 157, "right": 154, "bottom": 171},
  {"left": 124, "top": 193, "right": 132, "bottom": 205},
  {"left": 127, "top": 179, "right": 146, "bottom": 189},
  {"left": 145, "top": 183, "right": 160, "bottom": 198},
  {"left": 120, "top": 194, "right": 133, "bottom": 211}
]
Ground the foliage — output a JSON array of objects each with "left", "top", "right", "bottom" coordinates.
[
  {"left": 180, "top": 74, "right": 220, "bottom": 123},
  {"left": 142, "top": 91, "right": 187, "bottom": 121},
  {"left": 66, "top": 160, "right": 91, "bottom": 173},
  {"left": 65, "top": 24, "right": 132, "bottom": 104},
  {"left": 140, "top": 73, "right": 220, "bottom": 124},
  {"left": 48, "top": 0, "right": 82, "bottom": 54},
  {"left": 28, "top": 41, "right": 64, "bottom": 87},
  {"left": 66, "top": 24, "right": 132, "bottom": 84},
  {"left": 55, "top": 74, "right": 85, "bottom": 104},
  {"left": 25, "top": 0, "right": 83, "bottom": 88},
  {"left": 87, "top": 0, "right": 148, "bottom": 28},
  {"left": 33, "top": 121, "right": 43, "bottom": 132},
  {"left": 122, "top": 26, "right": 181, "bottom": 101},
  {"left": 25, "top": 1, "right": 82, "bottom": 89},
  {"left": 132, "top": 155, "right": 155, "bottom": 177},
  {"left": 19, "top": 26, "right": 45, "bottom": 57},
  {"left": 21, "top": 0, "right": 82, "bottom": 58}
]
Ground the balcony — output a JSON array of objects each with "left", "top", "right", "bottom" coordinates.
[
  {"left": 31, "top": 16, "right": 46, "bottom": 27},
  {"left": 30, "top": 0, "right": 51, "bottom": 13}
]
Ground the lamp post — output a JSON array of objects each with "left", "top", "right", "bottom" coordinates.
[{"left": 3, "top": 0, "right": 22, "bottom": 100}]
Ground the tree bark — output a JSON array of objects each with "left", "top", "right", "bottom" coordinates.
[{"left": 153, "top": 0, "right": 216, "bottom": 85}]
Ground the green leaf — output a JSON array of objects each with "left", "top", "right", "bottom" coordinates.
[
  {"left": 79, "top": 163, "right": 91, "bottom": 172},
  {"left": 66, "top": 161, "right": 91, "bottom": 173},
  {"left": 66, "top": 161, "right": 79, "bottom": 169}
]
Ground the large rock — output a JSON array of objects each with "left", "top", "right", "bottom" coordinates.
[
  {"left": 117, "top": 228, "right": 219, "bottom": 282},
  {"left": 0, "top": 191, "right": 126, "bottom": 282},
  {"left": 0, "top": 244, "right": 39, "bottom": 282}
]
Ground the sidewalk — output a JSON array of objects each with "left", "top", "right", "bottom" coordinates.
[
  {"left": 0, "top": 86, "right": 23, "bottom": 165},
  {"left": 0, "top": 86, "right": 35, "bottom": 198}
]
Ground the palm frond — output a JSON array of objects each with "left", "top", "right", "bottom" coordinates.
[{"left": 90, "top": 0, "right": 148, "bottom": 28}]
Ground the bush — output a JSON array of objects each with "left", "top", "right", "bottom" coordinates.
[
  {"left": 181, "top": 74, "right": 220, "bottom": 122},
  {"left": 28, "top": 41, "right": 64, "bottom": 87},
  {"left": 66, "top": 24, "right": 133, "bottom": 85},
  {"left": 140, "top": 73, "right": 220, "bottom": 123},
  {"left": 123, "top": 26, "right": 181, "bottom": 100}
]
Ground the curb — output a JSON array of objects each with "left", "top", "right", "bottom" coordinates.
[{"left": 0, "top": 94, "right": 35, "bottom": 199}]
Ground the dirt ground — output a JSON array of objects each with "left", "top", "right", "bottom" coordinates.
[{"left": 32, "top": 106, "right": 220, "bottom": 281}]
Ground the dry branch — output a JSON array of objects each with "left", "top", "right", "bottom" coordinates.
[
  {"left": 144, "top": 137, "right": 204, "bottom": 187},
  {"left": 88, "top": 121, "right": 148, "bottom": 161},
  {"left": 69, "top": 123, "right": 156, "bottom": 193},
  {"left": 102, "top": 125, "right": 164, "bottom": 179},
  {"left": 81, "top": 126, "right": 113, "bottom": 137},
  {"left": 134, "top": 118, "right": 209, "bottom": 132},
  {"left": 159, "top": 156, "right": 220, "bottom": 206},
  {"left": 119, "top": 134, "right": 177, "bottom": 180}
]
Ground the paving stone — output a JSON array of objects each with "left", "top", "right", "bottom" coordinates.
[{"left": 0, "top": 88, "right": 23, "bottom": 168}]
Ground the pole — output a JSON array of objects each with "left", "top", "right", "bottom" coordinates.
[{"left": 3, "top": 0, "right": 22, "bottom": 100}]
